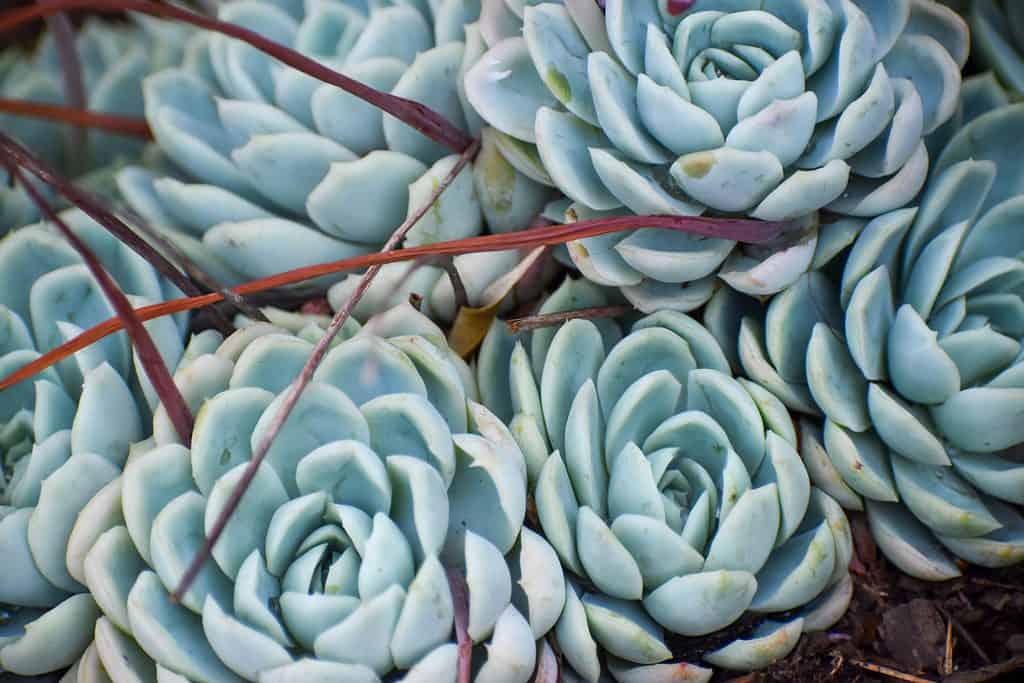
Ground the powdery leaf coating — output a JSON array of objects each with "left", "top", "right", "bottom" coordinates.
[
  {"left": 477, "top": 286, "right": 854, "bottom": 678},
  {"left": 121, "top": 0, "right": 554, "bottom": 321},
  {"left": 52, "top": 304, "right": 560, "bottom": 683},
  {"left": 0, "top": 211, "right": 189, "bottom": 675},
  {"left": 718, "top": 98, "right": 1024, "bottom": 581},
  {"left": 464, "top": 0, "right": 967, "bottom": 309}
]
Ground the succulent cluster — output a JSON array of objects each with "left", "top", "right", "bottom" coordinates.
[
  {"left": 2, "top": 0, "right": 1024, "bottom": 680},
  {"left": 476, "top": 278, "right": 853, "bottom": 676},
  {"left": 115, "top": 0, "right": 557, "bottom": 316},
  {"left": 464, "top": 0, "right": 969, "bottom": 308},
  {"left": 0, "top": 208, "right": 191, "bottom": 674},
  {"left": 709, "top": 101, "right": 1024, "bottom": 580},
  {"left": 0, "top": 16, "right": 190, "bottom": 234},
  {"left": 3, "top": 303, "right": 580, "bottom": 682}
]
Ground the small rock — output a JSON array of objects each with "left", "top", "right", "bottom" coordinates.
[
  {"left": 979, "top": 590, "right": 1011, "bottom": 612},
  {"left": 1008, "top": 634, "right": 1024, "bottom": 654},
  {"left": 880, "top": 599, "right": 945, "bottom": 672}
]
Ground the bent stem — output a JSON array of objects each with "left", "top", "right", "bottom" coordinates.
[
  {"left": 36, "top": 1, "right": 88, "bottom": 169},
  {"left": 506, "top": 304, "right": 634, "bottom": 333},
  {"left": 0, "top": 132, "right": 203, "bottom": 300},
  {"left": 0, "top": 99, "right": 152, "bottom": 137},
  {"left": 0, "top": 210, "right": 786, "bottom": 393},
  {"left": 0, "top": 0, "right": 474, "bottom": 153},
  {"left": 447, "top": 568, "right": 473, "bottom": 683},
  {"left": 117, "top": 202, "right": 266, "bottom": 326},
  {"left": 170, "top": 138, "right": 481, "bottom": 603},
  {"left": 2, "top": 156, "right": 194, "bottom": 445}
]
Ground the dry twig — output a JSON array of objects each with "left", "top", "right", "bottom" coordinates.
[
  {"left": 936, "top": 604, "right": 991, "bottom": 665},
  {"left": 944, "top": 620, "right": 955, "bottom": 676},
  {"left": 447, "top": 568, "right": 472, "bottom": 683},
  {"left": 850, "top": 659, "right": 935, "bottom": 683},
  {"left": 37, "top": 0, "right": 88, "bottom": 166},
  {"left": 0, "top": 99, "right": 152, "bottom": 137},
  {"left": 0, "top": 132, "right": 202, "bottom": 301},
  {"left": 0, "top": 211, "right": 784, "bottom": 393},
  {"left": 506, "top": 304, "right": 634, "bottom": 333}
]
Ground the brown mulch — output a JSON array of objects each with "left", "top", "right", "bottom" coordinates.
[{"left": 723, "top": 513, "right": 1024, "bottom": 683}]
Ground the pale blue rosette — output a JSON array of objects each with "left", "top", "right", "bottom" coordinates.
[
  {"left": 712, "top": 103, "right": 1024, "bottom": 581},
  {"left": 0, "top": 16, "right": 192, "bottom": 234},
  {"left": 464, "top": 0, "right": 968, "bottom": 309},
  {"left": 119, "top": 0, "right": 556, "bottom": 312},
  {"left": 59, "top": 304, "right": 567, "bottom": 683},
  {"left": 475, "top": 278, "right": 854, "bottom": 677},
  {"left": 0, "top": 208, "right": 195, "bottom": 676}
]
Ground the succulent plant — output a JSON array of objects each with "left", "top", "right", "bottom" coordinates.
[
  {"left": 463, "top": 0, "right": 969, "bottom": 308},
  {"left": 0, "top": 208, "right": 194, "bottom": 675},
  {"left": 714, "top": 103, "right": 1024, "bottom": 581},
  {"left": 53, "top": 304, "right": 572, "bottom": 682},
  {"left": 475, "top": 278, "right": 854, "bottom": 675},
  {"left": 0, "top": 16, "right": 192, "bottom": 234},
  {"left": 968, "top": 0, "right": 1024, "bottom": 93},
  {"left": 117, "top": 0, "right": 555, "bottom": 302}
]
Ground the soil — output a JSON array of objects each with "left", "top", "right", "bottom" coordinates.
[{"left": 720, "top": 513, "right": 1024, "bottom": 683}]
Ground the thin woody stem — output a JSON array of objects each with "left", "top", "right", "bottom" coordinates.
[
  {"left": 506, "top": 304, "right": 634, "bottom": 333},
  {"left": 0, "top": 99, "right": 153, "bottom": 137},
  {"left": 116, "top": 202, "right": 266, "bottom": 325},
  {"left": 0, "top": 211, "right": 786, "bottom": 394},
  {"left": 170, "top": 138, "right": 481, "bottom": 603},
  {"left": 37, "top": 1, "right": 89, "bottom": 169},
  {"left": 447, "top": 568, "right": 473, "bottom": 683},
  {"left": 0, "top": 132, "right": 203, "bottom": 301}
]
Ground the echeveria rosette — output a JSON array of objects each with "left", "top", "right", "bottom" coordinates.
[
  {"left": 477, "top": 284, "right": 854, "bottom": 676},
  {"left": 716, "top": 104, "right": 1024, "bottom": 581},
  {"left": 0, "top": 17, "right": 192, "bottom": 234},
  {"left": 120, "top": 0, "right": 555, "bottom": 301},
  {"left": 0, "top": 208, "right": 190, "bottom": 423},
  {"left": 968, "top": 0, "right": 1024, "bottom": 93},
  {"left": 464, "top": 0, "right": 968, "bottom": 309},
  {"left": 63, "top": 309, "right": 571, "bottom": 682},
  {"left": 0, "top": 210, "right": 198, "bottom": 675}
]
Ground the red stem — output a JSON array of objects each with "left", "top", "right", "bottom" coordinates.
[
  {"left": 0, "top": 0, "right": 473, "bottom": 153},
  {"left": 37, "top": 3, "right": 89, "bottom": 167},
  {"left": 446, "top": 568, "right": 473, "bottom": 683},
  {"left": 0, "top": 211, "right": 785, "bottom": 394},
  {"left": 0, "top": 98, "right": 153, "bottom": 138}
]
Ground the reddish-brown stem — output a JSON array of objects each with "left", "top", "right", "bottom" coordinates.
[
  {"left": 0, "top": 132, "right": 205, "bottom": 302},
  {"left": 0, "top": 99, "right": 153, "bottom": 138},
  {"left": 447, "top": 568, "right": 473, "bottom": 683},
  {"left": 38, "top": 3, "right": 88, "bottom": 166},
  {"left": 506, "top": 304, "right": 634, "bottom": 333},
  {"left": 117, "top": 202, "right": 264, "bottom": 327},
  {"left": 0, "top": 0, "right": 473, "bottom": 153},
  {"left": 533, "top": 640, "right": 560, "bottom": 683},
  {"left": 170, "top": 139, "right": 481, "bottom": 603},
  {"left": 0, "top": 211, "right": 785, "bottom": 393},
  {"left": 2, "top": 157, "right": 194, "bottom": 445}
]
